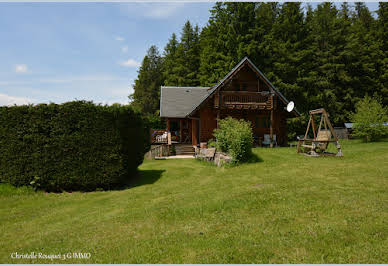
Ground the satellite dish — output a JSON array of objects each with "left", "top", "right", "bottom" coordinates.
[{"left": 286, "top": 101, "right": 294, "bottom": 112}]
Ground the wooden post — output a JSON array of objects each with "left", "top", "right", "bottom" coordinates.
[
  {"left": 304, "top": 117, "right": 311, "bottom": 140},
  {"left": 166, "top": 119, "right": 170, "bottom": 132},
  {"left": 217, "top": 110, "right": 220, "bottom": 128},
  {"left": 311, "top": 114, "right": 317, "bottom": 139},
  {"left": 270, "top": 94, "right": 274, "bottom": 148},
  {"left": 180, "top": 119, "right": 183, "bottom": 143},
  {"left": 191, "top": 119, "right": 196, "bottom": 146},
  {"left": 168, "top": 132, "right": 171, "bottom": 145}
]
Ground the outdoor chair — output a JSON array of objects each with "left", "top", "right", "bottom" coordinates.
[
  {"left": 262, "top": 134, "right": 277, "bottom": 147},
  {"left": 156, "top": 132, "right": 168, "bottom": 143}
]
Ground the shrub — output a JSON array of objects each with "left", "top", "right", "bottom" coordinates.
[
  {"left": 207, "top": 139, "right": 216, "bottom": 148},
  {"left": 213, "top": 117, "right": 253, "bottom": 162},
  {"left": 0, "top": 101, "right": 148, "bottom": 192},
  {"left": 350, "top": 96, "right": 388, "bottom": 142}
]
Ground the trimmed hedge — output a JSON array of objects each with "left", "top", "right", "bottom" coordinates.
[{"left": 0, "top": 101, "right": 149, "bottom": 192}]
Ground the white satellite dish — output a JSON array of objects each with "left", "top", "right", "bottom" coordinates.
[{"left": 286, "top": 101, "right": 294, "bottom": 112}]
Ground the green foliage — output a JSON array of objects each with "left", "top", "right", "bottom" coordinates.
[
  {"left": 0, "top": 101, "right": 148, "bottom": 192},
  {"left": 164, "top": 21, "right": 201, "bottom": 86},
  {"left": 132, "top": 3, "right": 387, "bottom": 139},
  {"left": 170, "top": 145, "right": 176, "bottom": 156},
  {"left": 130, "top": 45, "right": 163, "bottom": 115},
  {"left": 287, "top": 115, "right": 309, "bottom": 140},
  {"left": 350, "top": 96, "right": 388, "bottom": 141},
  {"left": 213, "top": 117, "right": 253, "bottom": 162},
  {"left": 207, "top": 139, "right": 216, "bottom": 148}
]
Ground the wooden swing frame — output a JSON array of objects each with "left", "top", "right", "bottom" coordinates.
[{"left": 297, "top": 108, "right": 343, "bottom": 157}]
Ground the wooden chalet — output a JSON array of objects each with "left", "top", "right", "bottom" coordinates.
[{"left": 159, "top": 57, "right": 300, "bottom": 147}]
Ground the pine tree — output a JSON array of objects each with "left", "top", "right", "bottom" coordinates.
[
  {"left": 266, "top": 3, "right": 309, "bottom": 112},
  {"left": 376, "top": 3, "right": 388, "bottom": 105},
  {"left": 165, "top": 21, "right": 201, "bottom": 86},
  {"left": 199, "top": 3, "right": 238, "bottom": 86},
  {"left": 162, "top": 33, "right": 180, "bottom": 86},
  {"left": 303, "top": 3, "right": 349, "bottom": 124},
  {"left": 130, "top": 45, "right": 163, "bottom": 115}
]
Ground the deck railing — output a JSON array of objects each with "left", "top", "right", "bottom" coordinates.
[
  {"left": 151, "top": 129, "right": 169, "bottom": 144},
  {"left": 149, "top": 144, "right": 170, "bottom": 158},
  {"left": 215, "top": 91, "right": 272, "bottom": 109}
]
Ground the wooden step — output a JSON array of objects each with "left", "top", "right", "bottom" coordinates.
[
  {"left": 174, "top": 144, "right": 195, "bottom": 156},
  {"left": 302, "top": 144, "right": 313, "bottom": 148}
]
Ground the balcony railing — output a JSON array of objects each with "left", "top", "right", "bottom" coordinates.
[{"left": 215, "top": 91, "right": 272, "bottom": 109}]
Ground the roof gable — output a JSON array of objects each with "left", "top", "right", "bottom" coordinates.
[{"left": 187, "top": 57, "right": 300, "bottom": 117}]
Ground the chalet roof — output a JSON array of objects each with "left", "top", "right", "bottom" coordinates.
[
  {"left": 160, "top": 86, "right": 211, "bottom": 118},
  {"left": 187, "top": 57, "right": 300, "bottom": 117}
]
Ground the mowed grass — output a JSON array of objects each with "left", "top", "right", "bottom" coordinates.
[{"left": 0, "top": 140, "right": 387, "bottom": 263}]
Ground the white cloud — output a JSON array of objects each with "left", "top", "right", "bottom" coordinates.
[
  {"left": 115, "top": 36, "right": 124, "bottom": 41},
  {"left": 0, "top": 75, "right": 127, "bottom": 86},
  {"left": 38, "top": 75, "right": 127, "bottom": 84},
  {"left": 15, "top": 64, "right": 28, "bottom": 73},
  {"left": 0, "top": 93, "right": 34, "bottom": 106},
  {"left": 119, "top": 58, "right": 140, "bottom": 67},
  {"left": 119, "top": 3, "right": 185, "bottom": 19},
  {"left": 145, "top": 3, "right": 185, "bottom": 19},
  {"left": 121, "top": 45, "right": 128, "bottom": 53}
]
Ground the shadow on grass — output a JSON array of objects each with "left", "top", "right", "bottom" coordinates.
[
  {"left": 246, "top": 152, "right": 264, "bottom": 163},
  {"left": 224, "top": 152, "right": 264, "bottom": 168},
  {"left": 129, "top": 169, "right": 166, "bottom": 188}
]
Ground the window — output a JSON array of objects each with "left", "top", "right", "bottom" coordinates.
[
  {"left": 242, "top": 83, "right": 247, "bottom": 91},
  {"left": 234, "top": 83, "right": 240, "bottom": 91}
]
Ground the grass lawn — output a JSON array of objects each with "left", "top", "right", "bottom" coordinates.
[{"left": 1, "top": 139, "right": 387, "bottom": 263}]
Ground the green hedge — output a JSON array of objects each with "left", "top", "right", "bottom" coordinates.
[{"left": 0, "top": 101, "right": 148, "bottom": 192}]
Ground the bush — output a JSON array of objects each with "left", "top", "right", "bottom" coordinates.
[
  {"left": 213, "top": 117, "right": 253, "bottom": 162},
  {"left": 350, "top": 96, "right": 388, "bottom": 142},
  {"left": 0, "top": 101, "right": 148, "bottom": 192}
]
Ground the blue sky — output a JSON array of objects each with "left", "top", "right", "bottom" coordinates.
[{"left": 0, "top": 2, "right": 380, "bottom": 106}]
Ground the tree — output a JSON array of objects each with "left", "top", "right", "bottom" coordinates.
[
  {"left": 164, "top": 21, "right": 201, "bottom": 86},
  {"left": 199, "top": 3, "right": 243, "bottom": 85},
  {"left": 162, "top": 33, "right": 179, "bottom": 86},
  {"left": 130, "top": 45, "right": 163, "bottom": 115},
  {"left": 376, "top": 3, "right": 388, "bottom": 106},
  {"left": 350, "top": 96, "right": 388, "bottom": 141},
  {"left": 266, "top": 3, "right": 309, "bottom": 112}
]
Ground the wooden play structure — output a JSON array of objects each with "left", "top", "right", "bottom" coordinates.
[{"left": 297, "top": 108, "right": 343, "bottom": 157}]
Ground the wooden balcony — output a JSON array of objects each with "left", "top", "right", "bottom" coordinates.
[{"left": 214, "top": 91, "right": 273, "bottom": 110}]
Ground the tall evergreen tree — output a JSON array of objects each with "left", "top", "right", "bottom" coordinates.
[
  {"left": 377, "top": 3, "right": 388, "bottom": 105},
  {"left": 199, "top": 3, "right": 239, "bottom": 85},
  {"left": 266, "top": 3, "right": 309, "bottom": 111},
  {"left": 162, "top": 33, "right": 179, "bottom": 86},
  {"left": 130, "top": 45, "right": 163, "bottom": 115},
  {"left": 164, "top": 21, "right": 201, "bottom": 86}
]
